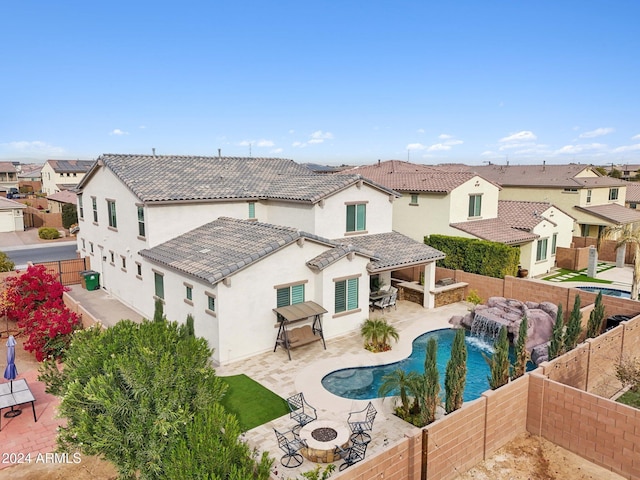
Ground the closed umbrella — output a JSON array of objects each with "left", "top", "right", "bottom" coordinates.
[{"left": 3, "top": 335, "right": 21, "bottom": 417}]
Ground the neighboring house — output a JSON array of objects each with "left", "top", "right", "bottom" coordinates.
[
  {"left": 0, "top": 197, "right": 26, "bottom": 232},
  {"left": 610, "top": 163, "right": 640, "bottom": 181},
  {"left": 0, "top": 162, "right": 19, "bottom": 194},
  {"left": 41, "top": 159, "right": 94, "bottom": 195},
  {"left": 342, "top": 160, "right": 574, "bottom": 277},
  {"left": 76, "top": 154, "right": 445, "bottom": 365},
  {"left": 624, "top": 182, "right": 640, "bottom": 210},
  {"left": 17, "top": 163, "right": 43, "bottom": 193},
  {"left": 464, "top": 163, "right": 640, "bottom": 238},
  {"left": 47, "top": 190, "right": 77, "bottom": 214}
]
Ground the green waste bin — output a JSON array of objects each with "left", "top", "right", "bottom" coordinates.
[{"left": 82, "top": 270, "right": 100, "bottom": 291}]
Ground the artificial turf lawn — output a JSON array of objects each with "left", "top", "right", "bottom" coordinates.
[
  {"left": 617, "top": 389, "right": 640, "bottom": 409},
  {"left": 542, "top": 263, "right": 616, "bottom": 283},
  {"left": 219, "top": 374, "right": 290, "bottom": 432}
]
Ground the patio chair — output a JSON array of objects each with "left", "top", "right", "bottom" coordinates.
[
  {"left": 372, "top": 294, "right": 391, "bottom": 310},
  {"left": 274, "top": 428, "right": 307, "bottom": 468},
  {"left": 347, "top": 401, "right": 377, "bottom": 444},
  {"left": 286, "top": 392, "right": 317, "bottom": 433},
  {"left": 334, "top": 439, "right": 370, "bottom": 471},
  {"left": 387, "top": 292, "right": 398, "bottom": 310}
]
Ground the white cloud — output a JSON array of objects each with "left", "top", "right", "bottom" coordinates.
[
  {"left": 417, "top": 128, "right": 425, "bottom": 134},
  {"left": 438, "top": 134, "right": 453, "bottom": 140},
  {"left": 499, "top": 131, "right": 537, "bottom": 143},
  {"left": 427, "top": 143, "right": 451, "bottom": 152},
  {"left": 139, "top": 125, "right": 146, "bottom": 130},
  {"left": 308, "top": 130, "right": 333, "bottom": 145},
  {"left": 1, "top": 140, "right": 65, "bottom": 156},
  {"left": 256, "top": 139, "right": 274, "bottom": 147},
  {"left": 288, "top": 129, "right": 295, "bottom": 134},
  {"left": 110, "top": 129, "right": 129, "bottom": 136},
  {"left": 613, "top": 144, "right": 640, "bottom": 153},
  {"left": 271, "top": 148, "right": 283, "bottom": 154},
  {"left": 238, "top": 140, "right": 251, "bottom": 147},
  {"left": 481, "top": 150, "right": 497, "bottom": 156},
  {"left": 555, "top": 143, "right": 607, "bottom": 154},
  {"left": 292, "top": 141, "right": 306, "bottom": 148},
  {"left": 579, "top": 127, "right": 614, "bottom": 139},
  {"left": 406, "top": 143, "right": 426, "bottom": 151},
  {"left": 632, "top": 134, "right": 640, "bottom": 140}
]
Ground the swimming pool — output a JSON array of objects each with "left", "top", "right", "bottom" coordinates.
[
  {"left": 321, "top": 328, "right": 524, "bottom": 402},
  {"left": 577, "top": 286, "right": 630, "bottom": 298}
]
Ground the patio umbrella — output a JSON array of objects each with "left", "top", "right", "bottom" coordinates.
[{"left": 3, "top": 335, "right": 17, "bottom": 393}]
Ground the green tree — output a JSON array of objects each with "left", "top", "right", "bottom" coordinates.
[
  {"left": 602, "top": 224, "right": 640, "bottom": 300},
  {"left": 548, "top": 303, "right": 564, "bottom": 360},
  {"left": 164, "top": 402, "right": 272, "bottom": 480},
  {"left": 564, "top": 295, "right": 583, "bottom": 352},
  {"left": 186, "top": 313, "right": 195, "bottom": 337},
  {"left": 61, "top": 203, "right": 78, "bottom": 229},
  {"left": 422, "top": 337, "right": 440, "bottom": 425},
  {"left": 378, "top": 369, "right": 421, "bottom": 416},
  {"left": 594, "top": 166, "right": 608, "bottom": 176},
  {"left": 486, "top": 326, "right": 510, "bottom": 389},
  {"left": 513, "top": 315, "right": 529, "bottom": 379},
  {"left": 586, "top": 291, "right": 606, "bottom": 339},
  {"left": 609, "top": 168, "right": 622, "bottom": 178},
  {"left": 153, "top": 297, "right": 165, "bottom": 322},
  {"left": 39, "top": 319, "right": 249, "bottom": 480},
  {"left": 0, "top": 251, "right": 14, "bottom": 272},
  {"left": 361, "top": 318, "right": 399, "bottom": 352},
  {"left": 445, "top": 328, "right": 467, "bottom": 413}
]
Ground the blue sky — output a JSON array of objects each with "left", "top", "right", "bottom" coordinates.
[{"left": 2, "top": 1, "right": 639, "bottom": 166}]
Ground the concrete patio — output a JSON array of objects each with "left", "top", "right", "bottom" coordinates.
[{"left": 216, "top": 300, "right": 469, "bottom": 478}]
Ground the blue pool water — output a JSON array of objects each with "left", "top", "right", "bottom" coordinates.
[
  {"left": 322, "top": 329, "right": 521, "bottom": 402},
  {"left": 577, "top": 286, "right": 630, "bottom": 298}
]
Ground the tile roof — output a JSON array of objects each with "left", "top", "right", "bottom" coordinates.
[
  {"left": 47, "top": 190, "right": 77, "bottom": 204},
  {"left": 498, "top": 200, "right": 557, "bottom": 231},
  {"left": 450, "top": 218, "right": 539, "bottom": 245},
  {"left": 87, "top": 154, "right": 396, "bottom": 203},
  {"left": 47, "top": 160, "right": 95, "bottom": 173},
  {"left": 306, "top": 245, "right": 375, "bottom": 271},
  {"left": 333, "top": 231, "right": 446, "bottom": 272},
  {"left": 465, "top": 163, "right": 625, "bottom": 188},
  {"left": 574, "top": 203, "right": 640, "bottom": 225},
  {"left": 0, "top": 197, "right": 26, "bottom": 210},
  {"left": 139, "top": 217, "right": 346, "bottom": 285},
  {"left": 624, "top": 183, "right": 640, "bottom": 203},
  {"left": 0, "top": 162, "right": 17, "bottom": 173},
  {"left": 342, "top": 160, "right": 485, "bottom": 193}
]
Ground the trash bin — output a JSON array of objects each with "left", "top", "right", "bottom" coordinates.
[{"left": 82, "top": 270, "right": 100, "bottom": 291}]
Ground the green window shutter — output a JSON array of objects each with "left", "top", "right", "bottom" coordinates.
[
  {"left": 476, "top": 195, "right": 482, "bottom": 216},
  {"left": 291, "top": 284, "right": 304, "bottom": 304},
  {"left": 248, "top": 202, "right": 256, "bottom": 219},
  {"left": 356, "top": 204, "right": 366, "bottom": 230},
  {"left": 335, "top": 280, "right": 346, "bottom": 313},
  {"left": 551, "top": 233, "right": 558, "bottom": 254},
  {"left": 154, "top": 273, "right": 164, "bottom": 299},
  {"left": 208, "top": 296, "right": 215, "bottom": 311},
  {"left": 185, "top": 286, "right": 192, "bottom": 301},
  {"left": 347, "top": 277, "right": 359, "bottom": 310},
  {"left": 346, "top": 205, "right": 356, "bottom": 232},
  {"left": 277, "top": 288, "right": 290, "bottom": 308}
]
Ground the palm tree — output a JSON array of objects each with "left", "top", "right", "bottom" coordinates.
[
  {"left": 601, "top": 223, "right": 640, "bottom": 300},
  {"left": 378, "top": 320, "right": 399, "bottom": 349},
  {"left": 360, "top": 318, "right": 399, "bottom": 351},
  {"left": 378, "top": 369, "right": 421, "bottom": 415}
]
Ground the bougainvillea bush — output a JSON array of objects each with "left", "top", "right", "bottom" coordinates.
[{"left": 3, "top": 265, "right": 82, "bottom": 361}]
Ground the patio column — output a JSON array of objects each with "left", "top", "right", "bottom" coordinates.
[
  {"left": 423, "top": 262, "right": 435, "bottom": 308},
  {"left": 616, "top": 243, "right": 626, "bottom": 268}
]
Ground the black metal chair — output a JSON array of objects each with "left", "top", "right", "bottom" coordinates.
[
  {"left": 347, "top": 401, "right": 377, "bottom": 444},
  {"left": 274, "top": 428, "right": 307, "bottom": 468},
  {"left": 286, "top": 392, "right": 317, "bottom": 433},
  {"left": 334, "top": 439, "right": 370, "bottom": 471}
]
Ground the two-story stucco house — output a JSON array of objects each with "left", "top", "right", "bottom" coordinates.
[
  {"left": 465, "top": 162, "right": 640, "bottom": 239},
  {"left": 342, "top": 160, "right": 574, "bottom": 277},
  {"left": 0, "top": 162, "right": 19, "bottom": 195},
  {"left": 76, "top": 154, "right": 445, "bottom": 364},
  {"left": 41, "top": 160, "right": 94, "bottom": 195}
]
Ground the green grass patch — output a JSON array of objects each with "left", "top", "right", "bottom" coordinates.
[
  {"left": 617, "top": 389, "right": 640, "bottom": 409},
  {"left": 220, "top": 374, "right": 290, "bottom": 431},
  {"left": 543, "top": 263, "right": 616, "bottom": 283}
]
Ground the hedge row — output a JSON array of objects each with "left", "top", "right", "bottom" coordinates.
[{"left": 425, "top": 234, "right": 519, "bottom": 279}]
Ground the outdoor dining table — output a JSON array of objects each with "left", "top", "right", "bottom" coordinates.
[
  {"left": 369, "top": 290, "right": 392, "bottom": 301},
  {"left": 0, "top": 378, "right": 37, "bottom": 431}
]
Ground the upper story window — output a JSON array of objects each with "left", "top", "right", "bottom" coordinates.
[
  {"left": 536, "top": 238, "right": 548, "bottom": 262},
  {"left": 206, "top": 294, "right": 216, "bottom": 313},
  {"left": 248, "top": 202, "right": 256, "bottom": 219},
  {"left": 410, "top": 194, "right": 419, "bottom": 205},
  {"left": 78, "top": 195, "right": 84, "bottom": 219},
  {"left": 346, "top": 203, "right": 366, "bottom": 232},
  {"left": 563, "top": 188, "right": 578, "bottom": 193},
  {"left": 468, "top": 194, "right": 482, "bottom": 218},
  {"left": 551, "top": 233, "right": 558, "bottom": 255},
  {"left": 154, "top": 271, "right": 165, "bottom": 300},
  {"left": 184, "top": 283, "right": 193, "bottom": 302},
  {"left": 91, "top": 197, "right": 98, "bottom": 223},
  {"left": 335, "top": 277, "right": 359, "bottom": 314},
  {"left": 137, "top": 205, "right": 145, "bottom": 237},
  {"left": 107, "top": 200, "right": 117, "bottom": 228},
  {"left": 609, "top": 188, "right": 619, "bottom": 201},
  {"left": 586, "top": 189, "right": 592, "bottom": 204},
  {"left": 276, "top": 283, "right": 305, "bottom": 308}
]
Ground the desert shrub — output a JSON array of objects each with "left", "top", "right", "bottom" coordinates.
[
  {"left": 0, "top": 251, "right": 14, "bottom": 272},
  {"left": 38, "top": 227, "right": 60, "bottom": 239}
]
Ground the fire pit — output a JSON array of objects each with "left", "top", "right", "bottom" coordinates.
[{"left": 299, "top": 420, "right": 350, "bottom": 463}]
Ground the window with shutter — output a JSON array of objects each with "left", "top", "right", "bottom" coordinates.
[{"left": 335, "top": 280, "right": 346, "bottom": 313}]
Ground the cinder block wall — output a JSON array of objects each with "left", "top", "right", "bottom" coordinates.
[
  {"left": 540, "top": 343, "right": 590, "bottom": 390},
  {"left": 483, "top": 375, "right": 529, "bottom": 456},
  {"left": 585, "top": 327, "right": 624, "bottom": 397}
]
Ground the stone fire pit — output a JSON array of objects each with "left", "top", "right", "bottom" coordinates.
[{"left": 299, "top": 420, "right": 350, "bottom": 463}]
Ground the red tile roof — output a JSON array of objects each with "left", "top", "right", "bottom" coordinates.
[{"left": 450, "top": 218, "right": 539, "bottom": 245}]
